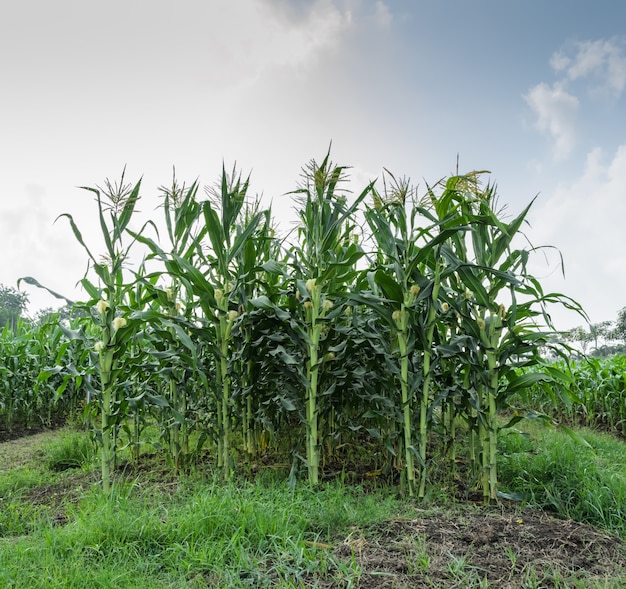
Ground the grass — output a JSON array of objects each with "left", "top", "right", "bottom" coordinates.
[
  {"left": 0, "top": 424, "right": 625, "bottom": 587},
  {"left": 498, "top": 421, "right": 626, "bottom": 537},
  {"left": 43, "top": 430, "right": 98, "bottom": 472},
  {"left": 0, "top": 469, "right": 396, "bottom": 587}
]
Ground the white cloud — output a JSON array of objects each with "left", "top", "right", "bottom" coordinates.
[
  {"left": 549, "top": 51, "right": 570, "bottom": 73},
  {"left": 0, "top": 0, "right": 354, "bottom": 100},
  {"left": 373, "top": 1, "right": 393, "bottom": 28},
  {"left": 524, "top": 82, "right": 579, "bottom": 160},
  {"left": 527, "top": 144, "right": 626, "bottom": 329},
  {"left": 526, "top": 37, "right": 626, "bottom": 160},
  {"left": 0, "top": 183, "right": 88, "bottom": 314},
  {"left": 199, "top": 0, "right": 353, "bottom": 90},
  {"left": 562, "top": 39, "right": 626, "bottom": 97}
]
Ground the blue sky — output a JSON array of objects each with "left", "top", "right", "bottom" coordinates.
[{"left": 1, "top": 0, "right": 625, "bottom": 331}]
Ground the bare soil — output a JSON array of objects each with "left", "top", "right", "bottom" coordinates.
[{"left": 326, "top": 509, "right": 626, "bottom": 588}]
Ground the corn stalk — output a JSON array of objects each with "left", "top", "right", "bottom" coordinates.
[
  {"left": 56, "top": 171, "right": 148, "bottom": 492},
  {"left": 288, "top": 152, "right": 371, "bottom": 487}
]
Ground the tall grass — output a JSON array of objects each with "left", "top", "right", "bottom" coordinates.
[
  {"left": 499, "top": 423, "right": 626, "bottom": 536},
  {"left": 0, "top": 471, "right": 400, "bottom": 588}
]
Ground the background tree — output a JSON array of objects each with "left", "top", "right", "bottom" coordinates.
[
  {"left": 612, "top": 307, "right": 626, "bottom": 343},
  {"left": 0, "top": 285, "right": 29, "bottom": 330},
  {"left": 562, "top": 326, "right": 591, "bottom": 353},
  {"left": 32, "top": 303, "right": 78, "bottom": 326},
  {"left": 562, "top": 321, "right": 613, "bottom": 353},
  {"left": 589, "top": 321, "right": 613, "bottom": 350}
]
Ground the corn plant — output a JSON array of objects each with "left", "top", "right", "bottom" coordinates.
[
  {"left": 155, "top": 176, "right": 200, "bottom": 466},
  {"left": 12, "top": 154, "right": 589, "bottom": 504},
  {"left": 54, "top": 172, "right": 152, "bottom": 492},
  {"left": 133, "top": 165, "right": 266, "bottom": 479},
  {"left": 517, "top": 355, "right": 626, "bottom": 437},
  {"left": 285, "top": 153, "right": 372, "bottom": 487},
  {"left": 356, "top": 171, "right": 465, "bottom": 496},
  {"left": 33, "top": 312, "right": 92, "bottom": 425},
  {"left": 132, "top": 175, "right": 206, "bottom": 469},
  {"left": 229, "top": 202, "right": 278, "bottom": 462},
  {"left": 0, "top": 320, "right": 44, "bottom": 429},
  {"left": 0, "top": 313, "right": 89, "bottom": 430},
  {"left": 197, "top": 167, "right": 268, "bottom": 478},
  {"left": 430, "top": 173, "right": 584, "bottom": 502}
]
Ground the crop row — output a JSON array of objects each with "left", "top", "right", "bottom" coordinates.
[
  {"left": 516, "top": 355, "right": 626, "bottom": 436},
  {"left": 11, "top": 153, "right": 587, "bottom": 501}
]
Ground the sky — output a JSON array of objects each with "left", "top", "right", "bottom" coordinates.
[{"left": 1, "top": 0, "right": 625, "bottom": 332}]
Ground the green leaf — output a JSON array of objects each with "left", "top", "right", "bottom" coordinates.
[
  {"left": 202, "top": 202, "right": 227, "bottom": 273},
  {"left": 497, "top": 490, "right": 525, "bottom": 502},
  {"left": 456, "top": 266, "right": 489, "bottom": 308},
  {"left": 147, "top": 394, "right": 170, "bottom": 408},
  {"left": 279, "top": 397, "right": 297, "bottom": 411},
  {"left": 261, "top": 260, "right": 284, "bottom": 274},
  {"left": 249, "top": 295, "right": 291, "bottom": 320},
  {"left": 230, "top": 211, "right": 264, "bottom": 262},
  {"left": 270, "top": 345, "right": 300, "bottom": 365},
  {"left": 17, "top": 277, "right": 75, "bottom": 305},
  {"left": 80, "top": 278, "right": 101, "bottom": 301},
  {"left": 116, "top": 178, "right": 142, "bottom": 238},
  {"left": 374, "top": 269, "right": 403, "bottom": 304},
  {"left": 506, "top": 372, "right": 552, "bottom": 392},
  {"left": 164, "top": 321, "right": 197, "bottom": 358},
  {"left": 37, "top": 366, "right": 63, "bottom": 381},
  {"left": 55, "top": 212, "right": 97, "bottom": 264},
  {"left": 558, "top": 424, "right": 594, "bottom": 450}
]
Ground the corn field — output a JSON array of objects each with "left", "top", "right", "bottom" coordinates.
[
  {"left": 11, "top": 153, "right": 588, "bottom": 502},
  {"left": 0, "top": 316, "right": 89, "bottom": 431},
  {"left": 514, "top": 355, "right": 626, "bottom": 437}
]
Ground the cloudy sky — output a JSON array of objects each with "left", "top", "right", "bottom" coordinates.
[{"left": 1, "top": 0, "right": 625, "bottom": 331}]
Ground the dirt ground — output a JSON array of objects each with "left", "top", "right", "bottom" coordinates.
[
  {"left": 326, "top": 509, "right": 626, "bottom": 588},
  {"left": 2, "top": 428, "right": 626, "bottom": 588}
]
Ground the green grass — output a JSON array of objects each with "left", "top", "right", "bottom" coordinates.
[
  {"left": 498, "top": 421, "right": 626, "bottom": 537},
  {"left": 0, "top": 471, "right": 399, "bottom": 588},
  {"left": 42, "top": 430, "right": 98, "bottom": 472},
  {"left": 1, "top": 425, "right": 625, "bottom": 588},
  {"left": 0, "top": 429, "right": 98, "bottom": 538}
]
